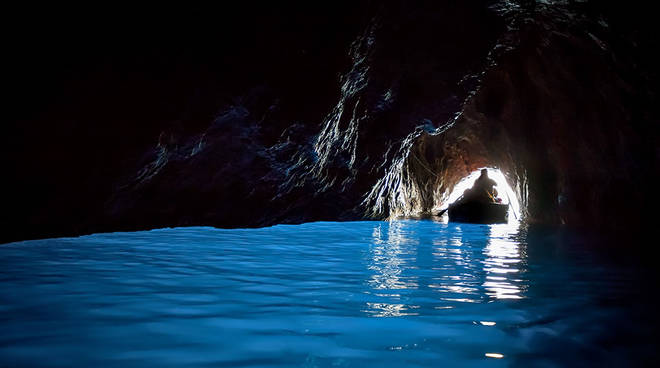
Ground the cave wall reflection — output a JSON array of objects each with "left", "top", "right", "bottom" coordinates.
[{"left": 364, "top": 221, "right": 527, "bottom": 317}]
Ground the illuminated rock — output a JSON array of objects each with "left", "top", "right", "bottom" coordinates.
[{"left": 3, "top": 1, "right": 657, "bottom": 242}]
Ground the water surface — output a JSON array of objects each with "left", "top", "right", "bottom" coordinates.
[{"left": 0, "top": 220, "right": 656, "bottom": 367}]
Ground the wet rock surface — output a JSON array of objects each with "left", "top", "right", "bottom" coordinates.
[{"left": 3, "top": 1, "right": 658, "bottom": 243}]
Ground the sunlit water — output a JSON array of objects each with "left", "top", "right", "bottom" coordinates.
[{"left": 1, "top": 221, "right": 657, "bottom": 367}]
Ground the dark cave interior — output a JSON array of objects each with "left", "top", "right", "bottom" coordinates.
[{"left": 2, "top": 1, "right": 658, "bottom": 244}]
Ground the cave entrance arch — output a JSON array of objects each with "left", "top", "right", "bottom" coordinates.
[{"left": 440, "top": 168, "right": 520, "bottom": 223}]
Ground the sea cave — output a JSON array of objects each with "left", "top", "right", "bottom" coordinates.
[{"left": 2, "top": 1, "right": 659, "bottom": 366}]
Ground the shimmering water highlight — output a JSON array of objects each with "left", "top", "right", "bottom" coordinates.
[{"left": 0, "top": 220, "right": 656, "bottom": 367}]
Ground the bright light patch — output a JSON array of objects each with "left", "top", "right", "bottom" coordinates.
[
  {"left": 485, "top": 353, "right": 504, "bottom": 359},
  {"left": 441, "top": 168, "right": 520, "bottom": 222}
]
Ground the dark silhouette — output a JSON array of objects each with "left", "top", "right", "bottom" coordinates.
[
  {"left": 442, "top": 169, "right": 507, "bottom": 223},
  {"left": 465, "top": 169, "right": 498, "bottom": 203}
]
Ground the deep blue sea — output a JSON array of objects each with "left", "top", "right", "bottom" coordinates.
[{"left": 1, "top": 220, "right": 657, "bottom": 367}]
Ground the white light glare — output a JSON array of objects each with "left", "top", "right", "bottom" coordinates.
[{"left": 440, "top": 168, "right": 520, "bottom": 221}]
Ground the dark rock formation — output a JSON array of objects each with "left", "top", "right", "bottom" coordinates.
[
  {"left": 3, "top": 1, "right": 658, "bottom": 243},
  {"left": 372, "top": 1, "right": 660, "bottom": 233}
]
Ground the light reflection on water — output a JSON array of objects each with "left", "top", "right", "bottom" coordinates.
[
  {"left": 0, "top": 220, "right": 655, "bottom": 367},
  {"left": 364, "top": 220, "right": 525, "bottom": 317}
]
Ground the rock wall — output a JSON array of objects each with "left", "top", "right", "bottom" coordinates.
[
  {"left": 3, "top": 1, "right": 657, "bottom": 243},
  {"left": 366, "top": 1, "right": 659, "bottom": 233}
]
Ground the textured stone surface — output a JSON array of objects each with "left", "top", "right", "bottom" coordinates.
[{"left": 3, "top": 1, "right": 658, "bottom": 243}]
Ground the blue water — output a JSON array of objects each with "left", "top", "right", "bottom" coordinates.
[{"left": 0, "top": 220, "right": 656, "bottom": 367}]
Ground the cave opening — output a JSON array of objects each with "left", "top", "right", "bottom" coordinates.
[{"left": 437, "top": 167, "right": 521, "bottom": 224}]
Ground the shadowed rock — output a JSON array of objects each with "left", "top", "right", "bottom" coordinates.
[{"left": 2, "top": 0, "right": 658, "bottom": 243}]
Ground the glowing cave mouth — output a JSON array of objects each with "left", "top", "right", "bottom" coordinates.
[{"left": 441, "top": 168, "right": 521, "bottom": 221}]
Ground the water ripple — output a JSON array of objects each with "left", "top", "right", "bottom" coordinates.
[{"left": 0, "top": 221, "right": 652, "bottom": 366}]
